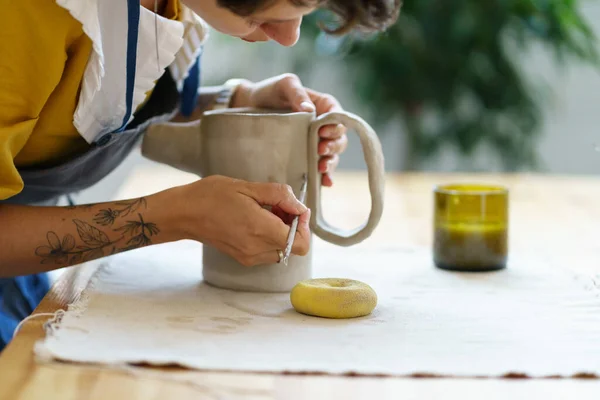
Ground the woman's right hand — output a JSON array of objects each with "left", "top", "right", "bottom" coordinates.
[
  {"left": 0, "top": 175, "right": 309, "bottom": 277},
  {"left": 170, "top": 175, "right": 311, "bottom": 266}
]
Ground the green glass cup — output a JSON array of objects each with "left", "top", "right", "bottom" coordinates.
[{"left": 433, "top": 183, "right": 509, "bottom": 272}]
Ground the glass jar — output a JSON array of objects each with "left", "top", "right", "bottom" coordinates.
[{"left": 433, "top": 183, "right": 509, "bottom": 272}]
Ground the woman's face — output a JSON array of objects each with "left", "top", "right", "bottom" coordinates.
[{"left": 183, "top": 0, "right": 317, "bottom": 47}]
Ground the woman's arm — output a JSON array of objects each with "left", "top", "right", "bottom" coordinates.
[
  {"left": 0, "top": 176, "right": 311, "bottom": 278},
  {"left": 0, "top": 189, "right": 181, "bottom": 277}
]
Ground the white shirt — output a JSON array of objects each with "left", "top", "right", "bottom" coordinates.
[{"left": 56, "top": 0, "right": 209, "bottom": 143}]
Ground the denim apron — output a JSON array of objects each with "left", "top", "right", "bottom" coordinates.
[{"left": 0, "top": 0, "right": 202, "bottom": 349}]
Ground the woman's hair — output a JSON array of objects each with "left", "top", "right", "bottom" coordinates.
[{"left": 217, "top": 0, "right": 402, "bottom": 35}]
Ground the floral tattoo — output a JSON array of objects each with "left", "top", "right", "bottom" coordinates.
[
  {"left": 93, "top": 198, "right": 147, "bottom": 226},
  {"left": 35, "top": 198, "right": 159, "bottom": 266}
]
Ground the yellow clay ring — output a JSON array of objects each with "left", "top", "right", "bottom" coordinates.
[{"left": 290, "top": 278, "right": 378, "bottom": 319}]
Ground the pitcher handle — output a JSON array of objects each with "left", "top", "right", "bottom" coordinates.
[{"left": 307, "top": 111, "right": 385, "bottom": 247}]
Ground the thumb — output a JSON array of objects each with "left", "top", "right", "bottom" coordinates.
[
  {"left": 245, "top": 182, "right": 308, "bottom": 215},
  {"left": 279, "top": 74, "right": 315, "bottom": 113}
]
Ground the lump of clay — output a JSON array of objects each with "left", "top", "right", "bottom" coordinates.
[{"left": 290, "top": 278, "right": 377, "bottom": 319}]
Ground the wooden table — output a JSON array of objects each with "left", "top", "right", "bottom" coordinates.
[{"left": 2, "top": 167, "right": 600, "bottom": 399}]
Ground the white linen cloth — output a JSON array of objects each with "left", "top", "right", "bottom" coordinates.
[{"left": 34, "top": 240, "right": 600, "bottom": 378}]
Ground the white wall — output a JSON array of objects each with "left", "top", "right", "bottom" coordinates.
[{"left": 529, "top": 1, "right": 600, "bottom": 175}]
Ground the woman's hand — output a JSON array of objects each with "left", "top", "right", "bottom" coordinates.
[
  {"left": 231, "top": 74, "right": 348, "bottom": 187},
  {"left": 171, "top": 175, "right": 311, "bottom": 267}
]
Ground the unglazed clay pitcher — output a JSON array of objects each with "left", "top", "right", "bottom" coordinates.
[{"left": 142, "top": 108, "right": 385, "bottom": 292}]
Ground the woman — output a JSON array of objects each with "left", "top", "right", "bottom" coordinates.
[{"left": 0, "top": 0, "right": 400, "bottom": 349}]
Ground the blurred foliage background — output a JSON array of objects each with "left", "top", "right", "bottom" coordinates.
[{"left": 290, "top": 0, "right": 599, "bottom": 171}]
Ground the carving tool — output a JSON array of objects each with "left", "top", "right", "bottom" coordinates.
[{"left": 282, "top": 173, "right": 308, "bottom": 265}]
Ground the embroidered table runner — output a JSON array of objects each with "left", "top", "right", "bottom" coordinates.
[{"left": 34, "top": 240, "right": 600, "bottom": 378}]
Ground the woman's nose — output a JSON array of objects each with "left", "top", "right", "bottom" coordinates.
[{"left": 261, "top": 18, "right": 302, "bottom": 47}]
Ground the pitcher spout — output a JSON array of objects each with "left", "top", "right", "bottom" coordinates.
[{"left": 141, "top": 120, "right": 205, "bottom": 176}]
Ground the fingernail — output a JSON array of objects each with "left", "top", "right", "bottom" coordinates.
[
  {"left": 323, "top": 160, "right": 334, "bottom": 173},
  {"left": 297, "top": 202, "right": 308, "bottom": 213},
  {"left": 300, "top": 102, "right": 315, "bottom": 112},
  {"left": 323, "top": 128, "right": 335, "bottom": 138}
]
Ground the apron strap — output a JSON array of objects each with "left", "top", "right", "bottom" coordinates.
[
  {"left": 66, "top": 194, "right": 76, "bottom": 207},
  {"left": 179, "top": 53, "right": 201, "bottom": 117},
  {"left": 112, "top": 0, "right": 202, "bottom": 131},
  {"left": 114, "top": 0, "right": 141, "bottom": 133}
]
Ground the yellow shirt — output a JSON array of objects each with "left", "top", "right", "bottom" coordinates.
[{"left": 0, "top": 0, "right": 180, "bottom": 200}]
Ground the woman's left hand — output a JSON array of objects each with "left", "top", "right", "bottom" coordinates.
[{"left": 230, "top": 74, "right": 348, "bottom": 187}]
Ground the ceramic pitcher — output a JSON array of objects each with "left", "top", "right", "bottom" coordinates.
[{"left": 142, "top": 107, "right": 385, "bottom": 292}]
